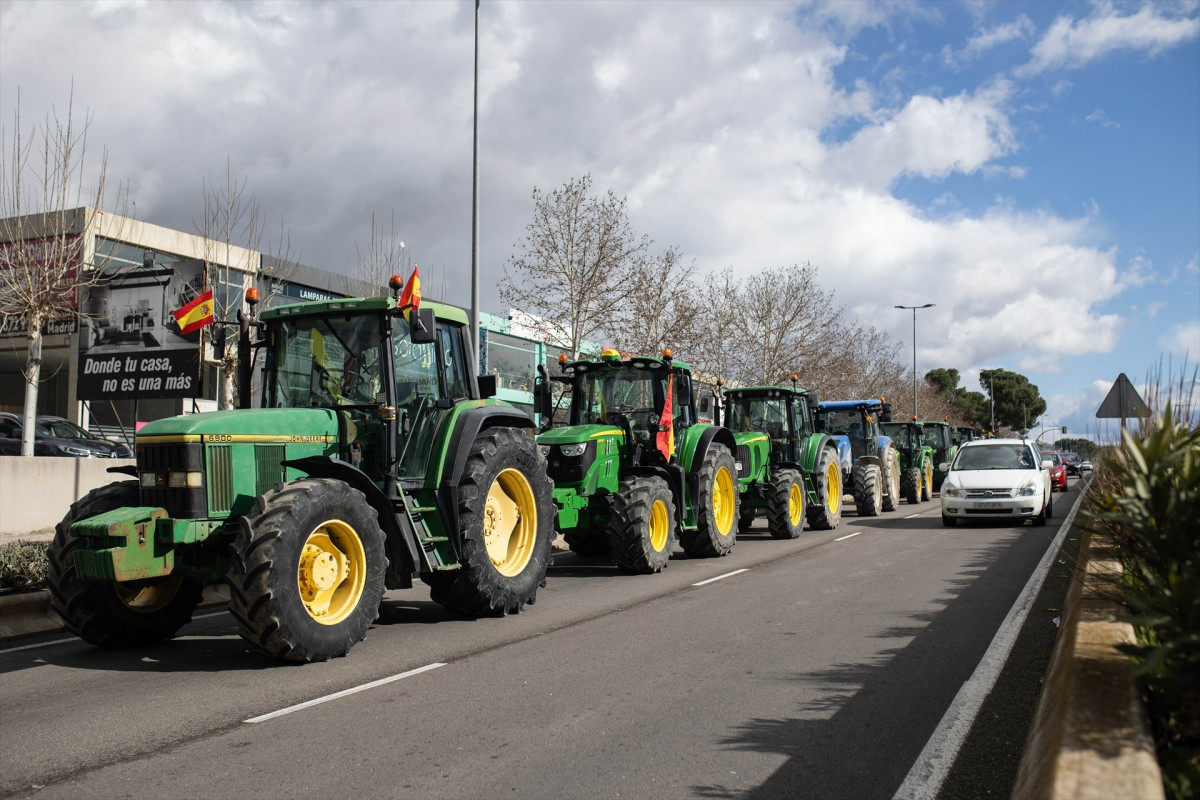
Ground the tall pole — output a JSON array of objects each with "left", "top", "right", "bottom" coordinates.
[
  {"left": 895, "top": 303, "right": 934, "bottom": 418},
  {"left": 990, "top": 373, "right": 995, "bottom": 434},
  {"left": 470, "top": 0, "right": 481, "bottom": 370}
]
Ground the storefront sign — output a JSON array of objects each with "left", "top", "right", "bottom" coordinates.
[{"left": 77, "top": 349, "right": 201, "bottom": 400}]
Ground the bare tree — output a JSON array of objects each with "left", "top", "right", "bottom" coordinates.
[
  {"left": 353, "top": 209, "right": 409, "bottom": 294},
  {"left": 501, "top": 174, "right": 651, "bottom": 358},
  {"left": 0, "top": 86, "right": 127, "bottom": 455},
  {"left": 606, "top": 246, "right": 703, "bottom": 357}
]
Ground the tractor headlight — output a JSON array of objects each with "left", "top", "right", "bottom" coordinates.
[
  {"left": 140, "top": 472, "right": 158, "bottom": 488},
  {"left": 168, "top": 471, "right": 204, "bottom": 488},
  {"left": 1017, "top": 480, "right": 1037, "bottom": 497},
  {"left": 558, "top": 442, "right": 588, "bottom": 458},
  {"left": 538, "top": 445, "right": 551, "bottom": 458}
]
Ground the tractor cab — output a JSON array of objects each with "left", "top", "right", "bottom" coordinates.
[
  {"left": 814, "top": 399, "right": 892, "bottom": 463},
  {"left": 722, "top": 384, "right": 818, "bottom": 464}
]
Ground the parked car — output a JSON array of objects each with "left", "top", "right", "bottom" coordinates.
[
  {"left": 938, "top": 438, "right": 1053, "bottom": 527},
  {"left": 1042, "top": 451, "right": 1068, "bottom": 492},
  {"left": 0, "top": 412, "right": 133, "bottom": 458}
]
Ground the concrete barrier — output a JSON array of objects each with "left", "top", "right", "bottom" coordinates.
[
  {"left": 0, "top": 456, "right": 135, "bottom": 538},
  {"left": 1011, "top": 528, "right": 1165, "bottom": 800}
]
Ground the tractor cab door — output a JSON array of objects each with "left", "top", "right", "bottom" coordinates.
[{"left": 391, "top": 316, "right": 470, "bottom": 480}]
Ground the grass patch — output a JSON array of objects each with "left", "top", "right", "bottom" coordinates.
[{"left": 0, "top": 540, "right": 50, "bottom": 595}]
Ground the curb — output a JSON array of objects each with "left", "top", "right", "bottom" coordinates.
[{"left": 1011, "top": 523, "right": 1164, "bottom": 799}]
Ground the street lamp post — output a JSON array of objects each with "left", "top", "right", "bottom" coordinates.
[{"left": 894, "top": 303, "right": 934, "bottom": 418}]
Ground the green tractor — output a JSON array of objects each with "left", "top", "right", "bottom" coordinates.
[
  {"left": 919, "top": 419, "right": 959, "bottom": 492},
  {"left": 48, "top": 287, "right": 556, "bottom": 663},
  {"left": 880, "top": 420, "right": 936, "bottom": 503},
  {"left": 533, "top": 348, "right": 740, "bottom": 574},
  {"left": 720, "top": 377, "right": 844, "bottom": 534}
]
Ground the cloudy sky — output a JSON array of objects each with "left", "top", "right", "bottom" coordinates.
[{"left": 1, "top": 0, "right": 1197, "bottom": 440}]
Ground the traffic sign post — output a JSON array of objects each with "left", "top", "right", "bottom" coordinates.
[{"left": 1096, "top": 373, "right": 1150, "bottom": 433}]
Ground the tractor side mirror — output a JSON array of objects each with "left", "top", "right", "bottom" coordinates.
[
  {"left": 409, "top": 308, "right": 436, "bottom": 344},
  {"left": 533, "top": 366, "right": 551, "bottom": 415},
  {"left": 477, "top": 374, "right": 498, "bottom": 399},
  {"left": 880, "top": 403, "right": 893, "bottom": 423},
  {"left": 676, "top": 377, "right": 692, "bottom": 408}
]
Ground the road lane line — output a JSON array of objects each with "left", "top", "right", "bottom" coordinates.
[
  {"left": 691, "top": 569, "right": 748, "bottom": 587},
  {"left": 892, "top": 483, "right": 1088, "bottom": 800},
  {"left": 905, "top": 513, "right": 922, "bottom": 519},
  {"left": 244, "top": 662, "right": 446, "bottom": 723},
  {"left": 833, "top": 531, "right": 861, "bottom": 541},
  {"left": 0, "top": 637, "right": 77, "bottom": 655}
]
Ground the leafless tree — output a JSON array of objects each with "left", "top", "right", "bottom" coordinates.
[
  {"left": 0, "top": 86, "right": 128, "bottom": 455},
  {"left": 353, "top": 209, "right": 410, "bottom": 295},
  {"left": 501, "top": 174, "right": 651, "bottom": 358},
  {"left": 606, "top": 246, "right": 703, "bottom": 357}
]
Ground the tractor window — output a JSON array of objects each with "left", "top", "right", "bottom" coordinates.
[
  {"left": 574, "top": 366, "right": 662, "bottom": 447},
  {"left": 393, "top": 315, "right": 445, "bottom": 479},
  {"left": 726, "top": 396, "right": 788, "bottom": 441},
  {"left": 438, "top": 322, "right": 469, "bottom": 400},
  {"left": 673, "top": 373, "right": 693, "bottom": 428},
  {"left": 817, "top": 410, "right": 862, "bottom": 439},
  {"left": 267, "top": 314, "right": 384, "bottom": 408},
  {"left": 922, "top": 426, "right": 945, "bottom": 449}
]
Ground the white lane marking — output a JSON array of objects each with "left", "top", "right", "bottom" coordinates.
[
  {"left": 892, "top": 483, "right": 1088, "bottom": 800},
  {"left": 692, "top": 569, "right": 748, "bottom": 587},
  {"left": 905, "top": 514, "right": 922, "bottom": 519},
  {"left": 245, "top": 662, "right": 446, "bottom": 724},
  {"left": 834, "top": 531, "right": 861, "bottom": 541},
  {"left": 0, "top": 610, "right": 229, "bottom": 656}
]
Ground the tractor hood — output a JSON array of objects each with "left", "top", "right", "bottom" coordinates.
[
  {"left": 537, "top": 424, "right": 625, "bottom": 447},
  {"left": 136, "top": 408, "right": 341, "bottom": 441},
  {"left": 731, "top": 431, "right": 769, "bottom": 447}
]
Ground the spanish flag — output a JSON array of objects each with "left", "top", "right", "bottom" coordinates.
[
  {"left": 398, "top": 265, "right": 421, "bottom": 311},
  {"left": 657, "top": 372, "right": 675, "bottom": 461},
  {"left": 173, "top": 289, "right": 214, "bottom": 336}
]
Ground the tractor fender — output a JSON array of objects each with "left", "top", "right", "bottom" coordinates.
[
  {"left": 800, "top": 434, "right": 837, "bottom": 475},
  {"left": 686, "top": 425, "right": 738, "bottom": 474},
  {"left": 435, "top": 405, "right": 538, "bottom": 556},
  {"left": 281, "top": 455, "right": 419, "bottom": 587}
]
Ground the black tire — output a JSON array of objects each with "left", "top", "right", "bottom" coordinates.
[
  {"left": 424, "top": 427, "right": 555, "bottom": 615},
  {"left": 48, "top": 481, "right": 204, "bottom": 649},
  {"left": 881, "top": 447, "right": 901, "bottom": 512},
  {"left": 920, "top": 457, "right": 933, "bottom": 502},
  {"left": 564, "top": 529, "right": 610, "bottom": 558},
  {"left": 1046, "top": 492, "right": 1054, "bottom": 519},
  {"left": 766, "top": 469, "right": 805, "bottom": 539},
  {"left": 227, "top": 478, "right": 387, "bottom": 662},
  {"left": 739, "top": 507, "right": 758, "bottom": 530},
  {"left": 852, "top": 462, "right": 882, "bottom": 517},
  {"left": 679, "top": 444, "right": 739, "bottom": 557},
  {"left": 608, "top": 476, "right": 676, "bottom": 573},
  {"left": 805, "top": 447, "right": 842, "bottom": 530},
  {"left": 902, "top": 467, "right": 922, "bottom": 505},
  {"left": 942, "top": 514, "right": 958, "bottom": 527}
]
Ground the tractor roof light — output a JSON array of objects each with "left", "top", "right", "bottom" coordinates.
[
  {"left": 388, "top": 274, "right": 404, "bottom": 299},
  {"left": 246, "top": 287, "right": 259, "bottom": 308},
  {"left": 558, "top": 353, "right": 569, "bottom": 365},
  {"left": 601, "top": 348, "right": 621, "bottom": 362},
  {"left": 662, "top": 348, "right": 672, "bottom": 359}
]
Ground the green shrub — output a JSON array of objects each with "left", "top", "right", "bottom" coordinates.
[
  {"left": 1086, "top": 403, "right": 1200, "bottom": 800},
  {"left": 0, "top": 540, "right": 50, "bottom": 594}
]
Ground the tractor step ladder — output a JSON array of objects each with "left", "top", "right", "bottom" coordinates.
[{"left": 394, "top": 497, "right": 459, "bottom": 572}]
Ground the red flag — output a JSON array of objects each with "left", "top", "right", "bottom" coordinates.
[
  {"left": 172, "top": 289, "right": 214, "bottom": 335},
  {"left": 657, "top": 372, "right": 675, "bottom": 461},
  {"left": 398, "top": 266, "right": 421, "bottom": 310}
]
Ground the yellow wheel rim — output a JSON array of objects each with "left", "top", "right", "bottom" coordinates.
[
  {"left": 788, "top": 483, "right": 803, "bottom": 526},
  {"left": 296, "top": 519, "right": 366, "bottom": 626},
  {"left": 649, "top": 498, "right": 669, "bottom": 552},
  {"left": 713, "top": 466, "right": 736, "bottom": 536},
  {"left": 114, "top": 576, "right": 182, "bottom": 613},
  {"left": 826, "top": 462, "right": 841, "bottom": 514},
  {"left": 483, "top": 468, "right": 538, "bottom": 577},
  {"left": 925, "top": 462, "right": 933, "bottom": 492}
]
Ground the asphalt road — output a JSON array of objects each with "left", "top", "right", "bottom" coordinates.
[{"left": 0, "top": 482, "right": 1083, "bottom": 800}]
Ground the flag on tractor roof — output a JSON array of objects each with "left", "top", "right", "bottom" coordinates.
[
  {"left": 173, "top": 289, "right": 214, "bottom": 336},
  {"left": 398, "top": 265, "right": 421, "bottom": 311},
  {"left": 657, "top": 372, "right": 675, "bottom": 461}
]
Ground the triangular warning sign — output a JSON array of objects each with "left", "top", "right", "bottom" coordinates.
[{"left": 1096, "top": 373, "right": 1150, "bottom": 419}]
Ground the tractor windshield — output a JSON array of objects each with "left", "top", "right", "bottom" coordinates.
[
  {"left": 574, "top": 365, "right": 664, "bottom": 440},
  {"left": 726, "top": 396, "right": 789, "bottom": 440},
  {"left": 267, "top": 314, "right": 385, "bottom": 408},
  {"left": 881, "top": 422, "right": 918, "bottom": 450},
  {"left": 817, "top": 409, "right": 864, "bottom": 440},
  {"left": 922, "top": 426, "right": 946, "bottom": 449}
]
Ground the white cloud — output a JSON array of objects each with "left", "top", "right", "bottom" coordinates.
[
  {"left": 1159, "top": 323, "right": 1200, "bottom": 357},
  {"left": 1085, "top": 108, "right": 1120, "bottom": 128},
  {"left": 943, "top": 14, "right": 1036, "bottom": 68},
  {"left": 1018, "top": 2, "right": 1200, "bottom": 75}
]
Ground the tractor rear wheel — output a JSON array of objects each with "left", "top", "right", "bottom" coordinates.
[
  {"left": 881, "top": 448, "right": 901, "bottom": 512},
  {"left": 679, "top": 444, "right": 739, "bottom": 558},
  {"left": 766, "top": 469, "right": 805, "bottom": 539},
  {"left": 228, "top": 478, "right": 387, "bottom": 662},
  {"left": 920, "top": 458, "right": 934, "bottom": 501},
  {"left": 424, "top": 427, "right": 555, "bottom": 615},
  {"left": 564, "top": 529, "right": 610, "bottom": 558},
  {"left": 805, "top": 447, "right": 842, "bottom": 530},
  {"left": 48, "top": 481, "right": 204, "bottom": 649},
  {"left": 852, "top": 462, "right": 883, "bottom": 517},
  {"left": 902, "top": 467, "right": 922, "bottom": 504},
  {"left": 608, "top": 476, "right": 676, "bottom": 573}
]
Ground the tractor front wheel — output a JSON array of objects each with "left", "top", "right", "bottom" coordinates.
[
  {"left": 48, "top": 481, "right": 204, "bottom": 649},
  {"left": 608, "top": 476, "right": 676, "bottom": 573},
  {"left": 679, "top": 444, "right": 739, "bottom": 558},
  {"left": 881, "top": 448, "right": 901, "bottom": 512},
  {"left": 805, "top": 447, "right": 842, "bottom": 530},
  {"left": 902, "top": 467, "right": 922, "bottom": 504},
  {"left": 228, "top": 478, "right": 387, "bottom": 662},
  {"left": 424, "top": 427, "right": 555, "bottom": 615},
  {"left": 766, "top": 469, "right": 805, "bottom": 539},
  {"left": 852, "top": 462, "right": 883, "bottom": 517}
]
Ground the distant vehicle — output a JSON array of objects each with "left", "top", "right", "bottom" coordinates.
[
  {"left": 938, "top": 438, "right": 1053, "bottom": 527},
  {"left": 0, "top": 413, "right": 133, "bottom": 458},
  {"left": 1042, "top": 451, "right": 1068, "bottom": 492},
  {"left": 1079, "top": 460, "right": 1093, "bottom": 472}
]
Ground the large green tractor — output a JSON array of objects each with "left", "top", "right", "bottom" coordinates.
[
  {"left": 533, "top": 349, "right": 740, "bottom": 574},
  {"left": 720, "top": 377, "right": 844, "bottom": 534},
  {"left": 48, "top": 287, "right": 556, "bottom": 663},
  {"left": 918, "top": 419, "right": 958, "bottom": 492},
  {"left": 813, "top": 399, "right": 902, "bottom": 517},
  {"left": 880, "top": 420, "right": 936, "bottom": 503}
]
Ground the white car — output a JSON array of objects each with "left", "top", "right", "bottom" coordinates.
[{"left": 938, "top": 439, "right": 1053, "bottom": 527}]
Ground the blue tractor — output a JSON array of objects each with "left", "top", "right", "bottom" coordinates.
[{"left": 813, "top": 399, "right": 901, "bottom": 516}]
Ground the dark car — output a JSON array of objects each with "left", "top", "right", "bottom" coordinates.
[
  {"left": 1042, "top": 450, "right": 1068, "bottom": 492},
  {"left": 0, "top": 412, "right": 133, "bottom": 458}
]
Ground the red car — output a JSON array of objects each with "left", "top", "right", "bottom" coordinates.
[{"left": 1042, "top": 451, "right": 1068, "bottom": 492}]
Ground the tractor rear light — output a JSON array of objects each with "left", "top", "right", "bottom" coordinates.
[{"left": 168, "top": 471, "right": 203, "bottom": 488}]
